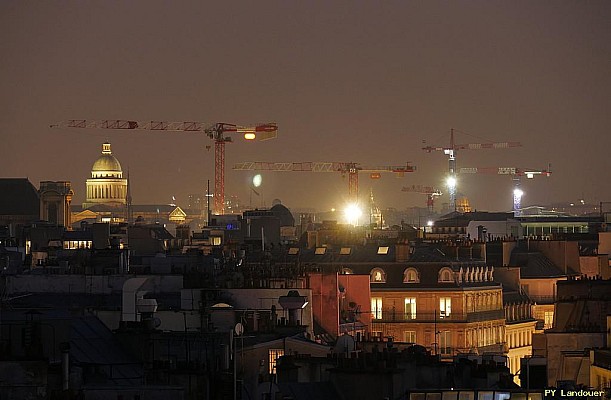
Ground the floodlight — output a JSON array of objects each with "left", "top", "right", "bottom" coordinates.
[{"left": 344, "top": 203, "right": 362, "bottom": 226}]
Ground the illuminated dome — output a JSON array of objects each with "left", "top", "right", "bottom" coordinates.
[
  {"left": 91, "top": 143, "right": 122, "bottom": 178},
  {"left": 83, "top": 142, "right": 128, "bottom": 209}
]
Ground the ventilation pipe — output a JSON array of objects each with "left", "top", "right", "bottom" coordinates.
[
  {"left": 122, "top": 277, "right": 156, "bottom": 322},
  {"left": 278, "top": 290, "right": 308, "bottom": 326}
]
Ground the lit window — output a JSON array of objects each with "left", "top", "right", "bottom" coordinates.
[
  {"left": 377, "top": 246, "right": 389, "bottom": 255},
  {"left": 404, "top": 331, "right": 416, "bottom": 343},
  {"left": 315, "top": 247, "right": 326, "bottom": 255},
  {"left": 341, "top": 267, "right": 353, "bottom": 275},
  {"left": 371, "top": 297, "right": 383, "bottom": 320},
  {"left": 268, "top": 349, "right": 284, "bottom": 374},
  {"left": 288, "top": 247, "right": 299, "bottom": 255},
  {"left": 211, "top": 237, "right": 222, "bottom": 246},
  {"left": 370, "top": 268, "right": 386, "bottom": 283},
  {"left": 544, "top": 311, "right": 554, "bottom": 329},
  {"left": 439, "top": 297, "right": 452, "bottom": 319},
  {"left": 404, "top": 298, "right": 416, "bottom": 320},
  {"left": 439, "top": 331, "right": 452, "bottom": 355},
  {"left": 403, "top": 268, "right": 419, "bottom": 283}
]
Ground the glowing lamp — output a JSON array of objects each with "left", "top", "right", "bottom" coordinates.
[
  {"left": 244, "top": 132, "right": 256, "bottom": 140},
  {"left": 252, "top": 174, "right": 262, "bottom": 187},
  {"left": 344, "top": 203, "right": 362, "bottom": 226},
  {"left": 446, "top": 176, "right": 457, "bottom": 189}
]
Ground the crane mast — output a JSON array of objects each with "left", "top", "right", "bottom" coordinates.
[
  {"left": 51, "top": 119, "right": 278, "bottom": 215},
  {"left": 401, "top": 185, "right": 443, "bottom": 213},
  {"left": 458, "top": 166, "right": 551, "bottom": 215},
  {"left": 422, "top": 129, "right": 522, "bottom": 211}
]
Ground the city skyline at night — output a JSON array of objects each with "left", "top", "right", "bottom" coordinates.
[{"left": 2, "top": 1, "right": 610, "bottom": 213}]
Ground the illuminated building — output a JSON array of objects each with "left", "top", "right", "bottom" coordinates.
[
  {"left": 299, "top": 242, "right": 506, "bottom": 358},
  {"left": 72, "top": 143, "right": 187, "bottom": 226},
  {"left": 82, "top": 142, "right": 127, "bottom": 210}
]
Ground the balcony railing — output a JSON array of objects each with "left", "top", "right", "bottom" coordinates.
[
  {"left": 466, "top": 309, "right": 506, "bottom": 322},
  {"left": 371, "top": 309, "right": 505, "bottom": 323}
]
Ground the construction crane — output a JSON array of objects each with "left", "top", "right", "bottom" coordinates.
[
  {"left": 232, "top": 161, "right": 416, "bottom": 202},
  {"left": 458, "top": 166, "right": 552, "bottom": 215},
  {"left": 422, "top": 128, "right": 521, "bottom": 211},
  {"left": 401, "top": 185, "right": 443, "bottom": 213},
  {"left": 50, "top": 119, "right": 278, "bottom": 215}
]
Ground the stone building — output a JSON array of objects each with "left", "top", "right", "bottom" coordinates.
[
  {"left": 83, "top": 142, "right": 127, "bottom": 210},
  {"left": 39, "top": 181, "right": 73, "bottom": 228}
]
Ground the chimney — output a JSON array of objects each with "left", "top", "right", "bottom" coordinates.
[{"left": 395, "top": 243, "right": 409, "bottom": 262}]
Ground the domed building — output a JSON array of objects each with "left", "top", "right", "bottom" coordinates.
[
  {"left": 72, "top": 142, "right": 189, "bottom": 228},
  {"left": 82, "top": 142, "right": 128, "bottom": 209}
]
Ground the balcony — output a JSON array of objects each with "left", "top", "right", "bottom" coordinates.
[
  {"left": 372, "top": 309, "right": 505, "bottom": 323},
  {"left": 466, "top": 309, "right": 505, "bottom": 322}
]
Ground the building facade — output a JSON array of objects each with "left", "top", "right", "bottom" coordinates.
[
  {"left": 368, "top": 263, "right": 505, "bottom": 358},
  {"left": 39, "top": 181, "right": 73, "bottom": 228},
  {"left": 83, "top": 142, "right": 127, "bottom": 209}
]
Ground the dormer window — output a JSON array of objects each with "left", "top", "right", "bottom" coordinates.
[
  {"left": 370, "top": 267, "right": 386, "bottom": 283},
  {"left": 438, "top": 267, "right": 453, "bottom": 283},
  {"left": 403, "top": 267, "right": 420, "bottom": 283}
]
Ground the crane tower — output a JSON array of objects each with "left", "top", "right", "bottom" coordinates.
[
  {"left": 51, "top": 119, "right": 278, "bottom": 215},
  {"left": 457, "top": 166, "right": 551, "bottom": 215},
  {"left": 401, "top": 185, "right": 443, "bottom": 213},
  {"left": 422, "top": 129, "right": 521, "bottom": 211}
]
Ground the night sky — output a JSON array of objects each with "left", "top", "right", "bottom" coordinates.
[{"left": 2, "top": 1, "right": 610, "bottom": 213}]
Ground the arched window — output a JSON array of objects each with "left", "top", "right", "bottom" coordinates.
[
  {"left": 403, "top": 267, "right": 419, "bottom": 283},
  {"left": 341, "top": 267, "right": 353, "bottom": 275},
  {"left": 370, "top": 267, "right": 386, "bottom": 283},
  {"left": 438, "top": 267, "right": 453, "bottom": 283}
]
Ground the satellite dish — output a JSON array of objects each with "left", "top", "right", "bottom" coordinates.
[
  {"left": 234, "top": 322, "right": 244, "bottom": 336},
  {"left": 153, "top": 317, "right": 162, "bottom": 328}
]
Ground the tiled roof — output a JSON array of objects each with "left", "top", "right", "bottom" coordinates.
[
  {"left": 70, "top": 316, "right": 143, "bottom": 385},
  {"left": 434, "top": 211, "right": 514, "bottom": 227},
  {"left": 298, "top": 244, "right": 397, "bottom": 263},
  {"left": 503, "top": 290, "right": 530, "bottom": 304},
  {"left": 509, "top": 251, "right": 574, "bottom": 278}
]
